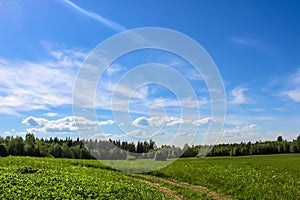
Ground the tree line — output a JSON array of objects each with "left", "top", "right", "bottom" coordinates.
[
  {"left": 206, "top": 135, "right": 300, "bottom": 157},
  {"left": 178, "top": 135, "right": 300, "bottom": 158},
  {"left": 0, "top": 133, "right": 157, "bottom": 160},
  {"left": 0, "top": 134, "right": 93, "bottom": 159},
  {"left": 0, "top": 133, "right": 299, "bottom": 160}
]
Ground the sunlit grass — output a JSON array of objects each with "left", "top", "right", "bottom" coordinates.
[
  {"left": 151, "top": 154, "right": 300, "bottom": 199},
  {"left": 0, "top": 156, "right": 172, "bottom": 200}
]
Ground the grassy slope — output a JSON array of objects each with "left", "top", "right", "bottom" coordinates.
[{"left": 0, "top": 156, "right": 172, "bottom": 200}]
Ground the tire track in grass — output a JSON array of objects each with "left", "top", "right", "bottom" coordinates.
[
  {"left": 128, "top": 174, "right": 231, "bottom": 200},
  {"left": 149, "top": 175, "right": 230, "bottom": 200},
  {"left": 130, "top": 176, "right": 183, "bottom": 200}
]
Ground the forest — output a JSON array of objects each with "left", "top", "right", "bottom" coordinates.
[
  {"left": 0, "top": 133, "right": 157, "bottom": 160},
  {"left": 0, "top": 133, "right": 299, "bottom": 160}
]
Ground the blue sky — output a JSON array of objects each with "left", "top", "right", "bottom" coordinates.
[{"left": 0, "top": 0, "right": 300, "bottom": 146}]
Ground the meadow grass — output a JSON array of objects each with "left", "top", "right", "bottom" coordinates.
[{"left": 151, "top": 154, "right": 300, "bottom": 199}]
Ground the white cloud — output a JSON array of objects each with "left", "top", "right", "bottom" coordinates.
[
  {"left": 94, "top": 66, "right": 209, "bottom": 115},
  {"left": 280, "top": 68, "right": 300, "bottom": 102},
  {"left": 222, "top": 126, "right": 249, "bottom": 141},
  {"left": 106, "top": 63, "right": 123, "bottom": 76},
  {"left": 149, "top": 97, "right": 208, "bottom": 109},
  {"left": 131, "top": 86, "right": 149, "bottom": 100},
  {"left": 148, "top": 117, "right": 166, "bottom": 127},
  {"left": 132, "top": 116, "right": 211, "bottom": 127},
  {"left": 286, "top": 89, "right": 300, "bottom": 102},
  {"left": 193, "top": 117, "right": 212, "bottom": 125},
  {"left": 22, "top": 116, "right": 49, "bottom": 127},
  {"left": 126, "top": 129, "right": 149, "bottom": 138},
  {"left": 185, "top": 69, "right": 203, "bottom": 80},
  {"left": 43, "top": 112, "right": 57, "bottom": 117},
  {"left": 132, "top": 116, "right": 185, "bottom": 127},
  {"left": 99, "top": 120, "right": 115, "bottom": 125},
  {"left": 61, "top": 0, "right": 126, "bottom": 32},
  {"left": 230, "top": 87, "right": 249, "bottom": 105},
  {"left": 48, "top": 48, "right": 86, "bottom": 67},
  {"left": 220, "top": 123, "right": 260, "bottom": 143},
  {"left": 96, "top": 93, "right": 206, "bottom": 118},
  {"left": 90, "top": 133, "right": 113, "bottom": 139},
  {"left": 243, "top": 123, "right": 259, "bottom": 130},
  {"left": 166, "top": 116, "right": 188, "bottom": 126},
  {"left": 132, "top": 117, "right": 150, "bottom": 127},
  {"left": 22, "top": 115, "right": 115, "bottom": 134},
  {"left": 222, "top": 127, "right": 239, "bottom": 137},
  {"left": 289, "top": 68, "right": 300, "bottom": 85},
  {"left": 0, "top": 46, "right": 87, "bottom": 115}
]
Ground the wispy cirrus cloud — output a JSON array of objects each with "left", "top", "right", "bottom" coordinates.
[
  {"left": 0, "top": 45, "right": 87, "bottom": 115},
  {"left": 231, "top": 36, "right": 272, "bottom": 55},
  {"left": 232, "top": 37, "right": 258, "bottom": 47},
  {"left": 286, "top": 89, "right": 300, "bottom": 102},
  {"left": 106, "top": 63, "right": 124, "bottom": 76},
  {"left": 61, "top": 0, "right": 126, "bottom": 32},
  {"left": 284, "top": 68, "right": 300, "bottom": 102},
  {"left": 270, "top": 68, "right": 300, "bottom": 103},
  {"left": 94, "top": 75, "right": 209, "bottom": 116}
]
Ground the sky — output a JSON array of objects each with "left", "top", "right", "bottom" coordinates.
[{"left": 0, "top": 0, "right": 300, "bottom": 147}]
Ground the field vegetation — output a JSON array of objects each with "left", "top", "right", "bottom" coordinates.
[
  {"left": 0, "top": 156, "right": 172, "bottom": 199},
  {"left": 151, "top": 154, "right": 300, "bottom": 199},
  {"left": 0, "top": 154, "right": 299, "bottom": 199}
]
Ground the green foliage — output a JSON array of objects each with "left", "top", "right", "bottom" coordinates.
[
  {"left": 0, "top": 144, "right": 8, "bottom": 157},
  {"left": 277, "top": 136, "right": 283, "bottom": 142},
  {"left": 208, "top": 135, "right": 300, "bottom": 157},
  {"left": 61, "top": 143, "right": 73, "bottom": 158},
  {"left": 49, "top": 143, "right": 63, "bottom": 158},
  {"left": 70, "top": 145, "right": 81, "bottom": 158},
  {"left": 181, "top": 144, "right": 200, "bottom": 157},
  {"left": 1, "top": 133, "right": 300, "bottom": 161},
  {"left": 25, "top": 133, "right": 35, "bottom": 146},
  {"left": 0, "top": 134, "right": 156, "bottom": 160},
  {"left": 8, "top": 136, "right": 25, "bottom": 156}
]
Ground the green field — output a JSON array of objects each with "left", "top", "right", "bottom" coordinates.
[
  {"left": 152, "top": 154, "right": 300, "bottom": 199},
  {"left": 0, "top": 157, "right": 172, "bottom": 200},
  {"left": 0, "top": 154, "right": 299, "bottom": 199}
]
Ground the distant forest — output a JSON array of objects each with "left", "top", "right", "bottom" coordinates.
[{"left": 0, "top": 133, "right": 299, "bottom": 161}]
